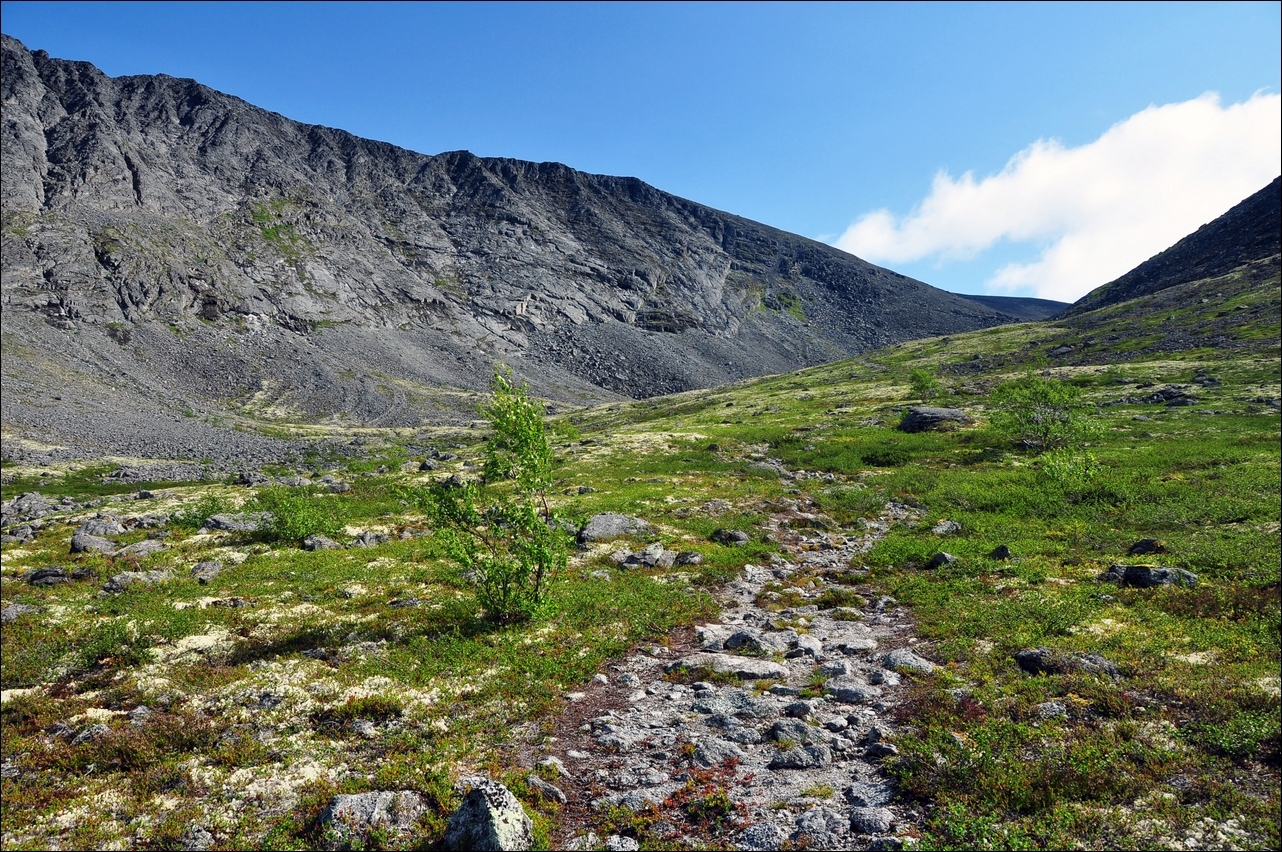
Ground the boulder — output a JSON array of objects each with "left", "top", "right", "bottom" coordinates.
[
  {"left": 318, "top": 791, "right": 426, "bottom": 851},
  {"left": 102, "top": 570, "right": 171, "bottom": 593},
  {"left": 1128, "top": 539, "right": 1167, "bottom": 555},
  {"left": 526, "top": 774, "right": 567, "bottom": 804},
  {"left": 824, "top": 676, "right": 883, "bottom": 704},
  {"left": 767, "top": 744, "right": 831, "bottom": 769},
  {"left": 203, "top": 512, "right": 270, "bottom": 533},
  {"left": 578, "top": 513, "right": 652, "bottom": 543},
  {"left": 71, "top": 531, "right": 116, "bottom": 554},
  {"left": 444, "top": 777, "right": 533, "bottom": 851},
  {"left": 1014, "top": 647, "right": 1120, "bottom": 679},
  {"left": 770, "top": 718, "right": 825, "bottom": 745},
  {"left": 926, "top": 552, "right": 957, "bottom": 569},
  {"left": 191, "top": 561, "right": 223, "bottom": 584},
  {"left": 26, "top": 567, "right": 70, "bottom": 586},
  {"left": 1100, "top": 564, "right": 1198, "bottom": 588},
  {"left": 711, "top": 528, "right": 751, "bottom": 546},
  {"left": 988, "top": 544, "right": 1012, "bottom": 560},
  {"left": 850, "top": 806, "right": 895, "bottom": 834},
  {"left": 883, "top": 647, "right": 935, "bottom": 673},
  {"left": 897, "top": 407, "right": 971, "bottom": 433},
  {"left": 303, "top": 534, "right": 342, "bottom": 551},
  {"left": 0, "top": 603, "right": 38, "bottom": 623},
  {"left": 77, "top": 517, "right": 125, "bottom": 537}
]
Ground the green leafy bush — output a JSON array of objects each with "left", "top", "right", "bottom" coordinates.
[
  {"left": 413, "top": 368, "right": 575, "bottom": 623},
  {"left": 250, "top": 487, "right": 346, "bottom": 544},
  {"left": 989, "top": 375, "right": 1097, "bottom": 449},
  {"left": 909, "top": 367, "right": 942, "bottom": 401}
]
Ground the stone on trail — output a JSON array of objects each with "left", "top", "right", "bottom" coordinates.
[
  {"left": 444, "top": 777, "right": 533, "bottom": 851},
  {"left": 850, "top": 806, "right": 896, "bottom": 834},
  {"left": 736, "top": 822, "right": 789, "bottom": 851},
  {"left": 824, "top": 676, "right": 883, "bottom": 704},
  {"left": 669, "top": 652, "right": 788, "bottom": 680},
  {"left": 317, "top": 791, "right": 426, "bottom": 851},
  {"left": 767, "top": 743, "right": 832, "bottom": 769},
  {"left": 882, "top": 647, "right": 935, "bottom": 673},
  {"left": 526, "top": 773, "right": 567, "bottom": 804},
  {"left": 897, "top": 406, "right": 971, "bottom": 433},
  {"left": 578, "top": 513, "right": 652, "bottom": 543},
  {"left": 770, "top": 717, "right": 825, "bottom": 746}
]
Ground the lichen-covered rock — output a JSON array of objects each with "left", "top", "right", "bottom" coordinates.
[
  {"left": 318, "top": 791, "right": 425, "bottom": 851},
  {"left": 897, "top": 407, "right": 971, "bottom": 433},
  {"left": 444, "top": 777, "right": 533, "bottom": 851},
  {"left": 883, "top": 647, "right": 935, "bottom": 673},
  {"left": 578, "top": 513, "right": 652, "bottom": 543}
]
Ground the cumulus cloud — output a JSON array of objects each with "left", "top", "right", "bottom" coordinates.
[{"left": 834, "top": 92, "right": 1281, "bottom": 301}]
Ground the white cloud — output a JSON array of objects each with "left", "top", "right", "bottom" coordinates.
[{"left": 834, "top": 92, "right": 1281, "bottom": 302}]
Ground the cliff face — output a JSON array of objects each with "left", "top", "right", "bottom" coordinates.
[
  {"left": 1065, "top": 177, "right": 1281, "bottom": 316},
  {"left": 1, "top": 33, "right": 1018, "bottom": 455}
]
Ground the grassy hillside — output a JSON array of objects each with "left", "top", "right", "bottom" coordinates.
[{"left": 2, "top": 267, "right": 1278, "bottom": 850}]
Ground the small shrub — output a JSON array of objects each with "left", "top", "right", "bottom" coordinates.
[
  {"left": 989, "top": 375, "right": 1098, "bottom": 449},
  {"left": 171, "top": 493, "right": 232, "bottom": 530},
  {"left": 411, "top": 368, "right": 575, "bottom": 624},
  {"left": 1040, "top": 450, "right": 1100, "bottom": 488},
  {"left": 909, "top": 368, "right": 942, "bottom": 402},
  {"left": 251, "top": 486, "right": 346, "bottom": 544}
]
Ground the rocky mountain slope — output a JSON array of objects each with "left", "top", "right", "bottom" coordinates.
[
  {"left": 1065, "top": 176, "right": 1281, "bottom": 315},
  {"left": 0, "top": 33, "right": 1021, "bottom": 461}
]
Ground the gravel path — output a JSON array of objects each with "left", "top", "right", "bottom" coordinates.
[{"left": 539, "top": 496, "right": 932, "bottom": 851}]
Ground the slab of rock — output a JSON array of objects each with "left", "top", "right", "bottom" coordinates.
[
  {"left": 770, "top": 718, "right": 825, "bottom": 746},
  {"left": 0, "top": 603, "right": 38, "bottom": 623},
  {"left": 824, "top": 676, "right": 883, "bottom": 704},
  {"left": 318, "top": 791, "right": 426, "bottom": 851},
  {"left": 736, "top": 823, "right": 789, "bottom": 851},
  {"left": 883, "top": 648, "right": 935, "bottom": 673},
  {"left": 898, "top": 407, "right": 971, "bottom": 433},
  {"left": 850, "top": 806, "right": 895, "bottom": 834},
  {"left": 846, "top": 781, "right": 895, "bottom": 807},
  {"left": 668, "top": 653, "right": 788, "bottom": 680},
  {"left": 203, "top": 512, "right": 270, "bottom": 533},
  {"left": 103, "top": 570, "right": 172, "bottom": 593},
  {"left": 1128, "top": 539, "right": 1167, "bottom": 555},
  {"left": 1014, "top": 647, "right": 1121, "bottom": 679},
  {"left": 691, "top": 688, "right": 779, "bottom": 719},
  {"left": 711, "top": 528, "right": 751, "bottom": 546},
  {"left": 303, "top": 534, "right": 342, "bottom": 551},
  {"left": 77, "top": 517, "right": 125, "bottom": 537},
  {"left": 794, "top": 806, "right": 849, "bottom": 845},
  {"left": 526, "top": 774, "right": 567, "bottom": 804},
  {"left": 693, "top": 737, "right": 746, "bottom": 768},
  {"left": 1100, "top": 564, "right": 1198, "bottom": 588},
  {"left": 578, "top": 513, "right": 652, "bottom": 543},
  {"left": 191, "top": 561, "right": 223, "bottom": 584},
  {"left": 444, "top": 777, "right": 533, "bottom": 851},
  {"left": 115, "top": 540, "right": 167, "bottom": 558},
  {"left": 767, "top": 744, "right": 832, "bottom": 769},
  {"left": 71, "top": 530, "right": 116, "bottom": 554},
  {"left": 26, "top": 567, "right": 70, "bottom": 586}
]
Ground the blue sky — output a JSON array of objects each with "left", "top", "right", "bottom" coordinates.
[{"left": 2, "top": 1, "right": 1278, "bottom": 300}]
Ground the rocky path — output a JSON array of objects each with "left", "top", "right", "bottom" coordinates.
[{"left": 536, "top": 496, "right": 935, "bottom": 851}]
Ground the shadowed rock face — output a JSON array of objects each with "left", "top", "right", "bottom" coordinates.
[
  {"left": 1, "top": 33, "right": 1019, "bottom": 458},
  {"left": 1064, "top": 176, "right": 1281, "bottom": 316}
]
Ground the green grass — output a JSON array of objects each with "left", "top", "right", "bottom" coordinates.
[{"left": 1, "top": 270, "right": 1277, "bottom": 849}]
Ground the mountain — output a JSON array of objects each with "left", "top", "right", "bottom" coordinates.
[
  {"left": 952, "top": 294, "right": 1069, "bottom": 322},
  {"left": 0, "top": 34, "right": 1021, "bottom": 462},
  {"left": 1064, "top": 176, "right": 1281, "bottom": 316}
]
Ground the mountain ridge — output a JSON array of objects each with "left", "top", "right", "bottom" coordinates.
[{"left": 1, "top": 32, "right": 1026, "bottom": 464}]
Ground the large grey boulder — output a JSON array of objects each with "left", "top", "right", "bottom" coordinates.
[
  {"left": 317, "top": 791, "right": 425, "bottom": 851},
  {"left": 443, "top": 777, "right": 533, "bottom": 851},
  {"left": 883, "top": 647, "right": 936, "bottom": 673},
  {"left": 897, "top": 406, "right": 971, "bottom": 433},
  {"left": 76, "top": 517, "right": 125, "bottom": 537},
  {"left": 823, "top": 676, "right": 883, "bottom": 704},
  {"left": 1100, "top": 564, "right": 1198, "bottom": 588},
  {"left": 71, "top": 530, "right": 116, "bottom": 554},
  {"left": 578, "top": 513, "right": 652, "bottom": 543}
]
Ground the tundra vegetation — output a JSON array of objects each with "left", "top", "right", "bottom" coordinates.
[{"left": 1, "top": 271, "right": 1278, "bottom": 850}]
